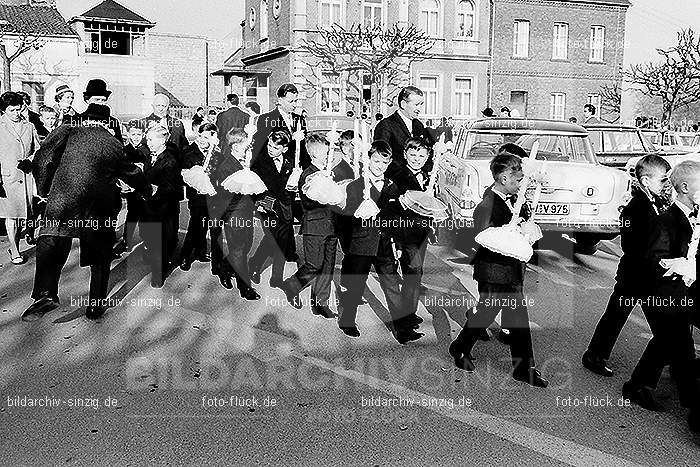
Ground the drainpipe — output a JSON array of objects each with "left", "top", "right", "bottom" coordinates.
[{"left": 488, "top": 0, "right": 495, "bottom": 107}]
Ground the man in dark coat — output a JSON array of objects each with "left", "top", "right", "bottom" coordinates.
[
  {"left": 141, "top": 125, "right": 182, "bottom": 288},
  {"left": 374, "top": 86, "right": 435, "bottom": 172},
  {"left": 215, "top": 94, "right": 249, "bottom": 154},
  {"left": 252, "top": 83, "right": 309, "bottom": 169},
  {"left": 207, "top": 128, "right": 260, "bottom": 300},
  {"left": 65, "top": 79, "right": 123, "bottom": 142},
  {"left": 248, "top": 130, "right": 297, "bottom": 288},
  {"left": 22, "top": 104, "right": 150, "bottom": 322}
]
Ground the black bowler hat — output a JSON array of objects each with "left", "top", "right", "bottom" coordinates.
[
  {"left": 82, "top": 103, "right": 111, "bottom": 123},
  {"left": 83, "top": 79, "right": 112, "bottom": 99}
]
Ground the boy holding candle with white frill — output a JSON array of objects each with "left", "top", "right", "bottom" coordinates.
[{"left": 449, "top": 143, "right": 548, "bottom": 388}]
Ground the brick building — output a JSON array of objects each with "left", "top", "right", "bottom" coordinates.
[
  {"left": 491, "top": 0, "right": 629, "bottom": 121},
  {"left": 232, "top": 0, "right": 628, "bottom": 122},
  {"left": 233, "top": 0, "right": 491, "bottom": 121}
]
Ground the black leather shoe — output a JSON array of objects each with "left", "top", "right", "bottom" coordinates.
[
  {"left": 195, "top": 253, "right": 211, "bottom": 263},
  {"left": 405, "top": 314, "right": 424, "bottom": 326},
  {"left": 250, "top": 269, "right": 260, "bottom": 284},
  {"left": 339, "top": 326, "right": 360, "bottom": 337},
  {"left": 21, "top": 295, "right": 59, "bottom": 322},
  {"left": 150, "top": 276, "right": 164, "bottom": 289},
  {"left": 219, "top": 275, "right": 233, "bottom": 290},
  {"left": 395, "top": 329, "right": 424, "bottom": 345},
  {"left": 513, "top": 368, "right": 549, "bottom": 388},
  {"left": 311, "top": 305, "right": 336, "bottom": 319},
  {"left": 283, "top": 285, "right": 302, "bottom": 309},
  {"left": 448, "top": 341, "right": 475, "bottom": 372},
  {"left": 239, "top": 287, "right": 260, "bottom": 301},
  {"left": 180, "top": 257, "right": 192, "bottom": 271},
  {"left": 582, "top": 350, "right": 614, "bottom": 377},
  {"left": 622, "top": 381, "right": 663, "bottom": 412},
  {"left": 498, "top": 329, "right": 511, "bottom": 344},
  {"left": 269, "top": 278, "right": 284, "bottom": 289},
  {"left": 85, "top": 306, "right": 106, "bottom": 320}
]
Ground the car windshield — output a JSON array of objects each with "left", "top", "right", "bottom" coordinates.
[
  {"left": 641, "top": 131, "right": 660, "bottom": 145},
  {"left": 590, "top": 129, "right": 651, "bottom": 152},
  {"left": 458, "top": 132, "right": 596, "bottom": 163}
]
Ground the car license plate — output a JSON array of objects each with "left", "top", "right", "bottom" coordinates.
[{"left": 535, "top": 203, "right": 570, "bottom": 215}]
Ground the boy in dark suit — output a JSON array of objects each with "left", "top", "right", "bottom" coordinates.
[
  {"left": 249, "top": 130, "right": 297, "bottom": 288},
  {"left": 583, "top": 155, "right": 671, "bottom": 377},
  {"left": 207, "top": 128, "right": 260, "bottom": 300},
  {"left": 387, "top": 138, "right": 433, "bottom": 332},
  {"left": 624, "top": 161, "right": 700, "bottom": 432},
  {"left": 179, "top": 122, "right": 217, "bottom": 270},
  {"left": 283, "top": 133, "right": 342, "bottom": 317},
  {"left": 140, "top": 125, "right": 182, "bottom": 288},
  {"left": 336, "top": 141, "right": 423, "bottom": 345},
  {"left": 449, "top": 144, "right": 548, "bottom": 387},
  {"left": 118, "top": 122, "right": 148, "bottom": 254}
]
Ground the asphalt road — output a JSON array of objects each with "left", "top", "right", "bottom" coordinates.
[{"left": 0, "top": 208, "right": 699, "bottom": 466}]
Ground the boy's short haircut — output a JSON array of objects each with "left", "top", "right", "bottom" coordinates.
[
  {"left": 369, "top": 140, "right": 392, "bottom": 160},
  {"left": 146, "top": 125, "right": 170, "bottom": 140},
  {"left": 490, "top": 148, "right": 523, "bottom": 178},
  {"left": 497, "top": 142, "right": 529, "bottom": 160},
  {"left": 198, "top": 122, "right": 218, "bottom": 134},
  {"left": 635, "top": 154, "right": 671, "bottom": 182},
  {"left": 268, "top": 130, "right": 290, "bottom": 147},
  {"left": 227, "top": 128, "right": 248, "bottom": 146},
  {"left": 39, "top": 105, "right": 56, "bottom": 115},
  {"left": 339, "top": 129, "right": 355, "bottom": 142},
  {"left": 305, "top": 131, "right": 330, "bottom": 150},
  {"left": 126, "top": 120, "right": 142, "bottom": 132},
  {"left": 669, "top": 160, "right": 700, "bottom": 191},
  {"left": 404, "top": 137, "right": 431, "bottom": 155}
]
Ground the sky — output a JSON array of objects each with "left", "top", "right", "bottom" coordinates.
[{"left": 54, "top": 0, "right": 697, "bottom": 66}]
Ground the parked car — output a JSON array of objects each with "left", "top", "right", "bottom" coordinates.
[
  {"left": 640, "top": 129, "right": 695, "bottom": 155},
  {"left": 435, "top": 118, "right": 632, "bottom": 254},
  {"left": 585, "top": 124, "right": 658, "bottom": 168}
]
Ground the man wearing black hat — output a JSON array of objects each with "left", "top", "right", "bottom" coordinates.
[
  {"left": 66, "top": 79, "right": 123, "bottom": 142},
  {"left": 22, "top": 104, "right": 150, "bottom": 322}
]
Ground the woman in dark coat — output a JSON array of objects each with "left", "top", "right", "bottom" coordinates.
[{"left": 22, "top": 104, "right": 150, "bottom": 322}]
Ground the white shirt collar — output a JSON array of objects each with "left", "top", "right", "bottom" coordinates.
[{"left": 396, "top": 110, "right": 413, "bottom": 133}]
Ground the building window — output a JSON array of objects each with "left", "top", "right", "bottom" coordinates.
[
  {"left": 550, "top": 93, "right": 566, "bottom": 120},
  {"left": 320, "top": 73, "right": 342, "bottom": 114},
  {"left": 513, "top": 20, "right": 529, "bottom": 58},
  {"left": 590, "top": 26, "right": 605, "bottom": 62},
  {"left": 552, "top": 23, "right": 568, "bottom": 60},
  {"left": 420, "top": 0, "right": 441, "bottom": 36},
  {"left": 363, "top": 0, "right": 383, "bottom": 28},
  {"left": 320, "top": 0, "right": 342, "bottom": 28},
  {"left": 587, "top": 93, "right": 601, "bottom": 110},
  {"left": 455, "top": 0, "right": 475, "bottom": 39},
  {"left": 453, "top": 77, "right": 473, "bottom": 117},
  {"left": 419, "top": 75, "right": 439, "bottom": 117},
  {"left": 260, "top": 0, "right": 268, "bottom": 40}
]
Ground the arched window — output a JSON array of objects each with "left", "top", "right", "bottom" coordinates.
[
  {"left": 260, "top": 0, "right": 268, "bottom": 40},
  {"left": 455, "top": 0, "right": 475, "bottom": 38},
  {"left": 420, "top": 0, "right": 441, "bottom": 36}
]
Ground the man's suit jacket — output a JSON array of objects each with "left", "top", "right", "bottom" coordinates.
[
  {"left": 139, "top": 114, "right": 188, "bottom": 155},
  {"left": 374, "top": 111, "right": 435, "bottom": 165},
  {"left": 470, "top": 186, "right": 530, "bottom": 285},
  {"left": 216, "top": 106, "right": 249, "bottom": 146},
  {"left": 387, "top": 161, "right": 432, "bottom": 247},
  {"left": 143, "top": 142, "right": 182, "bottom": 217},
  {"left": 646, "top": 203, "right": 693, "bottom": 314},
  {"left": 617, "top": 190, "right": 660, "bottom": 287},
  {"left": 342, "top": 176, "right": 399, "bottom": 257},
  {"left": 332, "top": 159, "right": 355, "bottom": 182},
  {"left": 252, "top": 107, "right": 309, "bottom": 169},
  {"left": 251, "top": 144, "right": 294, "bottom": 220}
]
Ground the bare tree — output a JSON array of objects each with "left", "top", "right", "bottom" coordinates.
[
  {"left": 625, "top": 28, "right": 700, "bottom": 125},
  {"left": 0, "top": 22, "right": 46, "bottom": 92},
  {"left": 599, "top": 81, "right": 621, "bottom": 122},
  {"left": 297, "top": 23, "right": 436, "bottom": 117}
]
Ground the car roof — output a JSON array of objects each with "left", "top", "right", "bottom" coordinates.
[
  {"left": 464, "top": 118, "right": 587, "bottom": 136},
  {"left": 583, "top": 124, "right": 639, "bottom": 131}
]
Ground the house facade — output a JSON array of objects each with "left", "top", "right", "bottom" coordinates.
[{"left": 234, "top": 0, "right": 628, "bottom": 122}]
